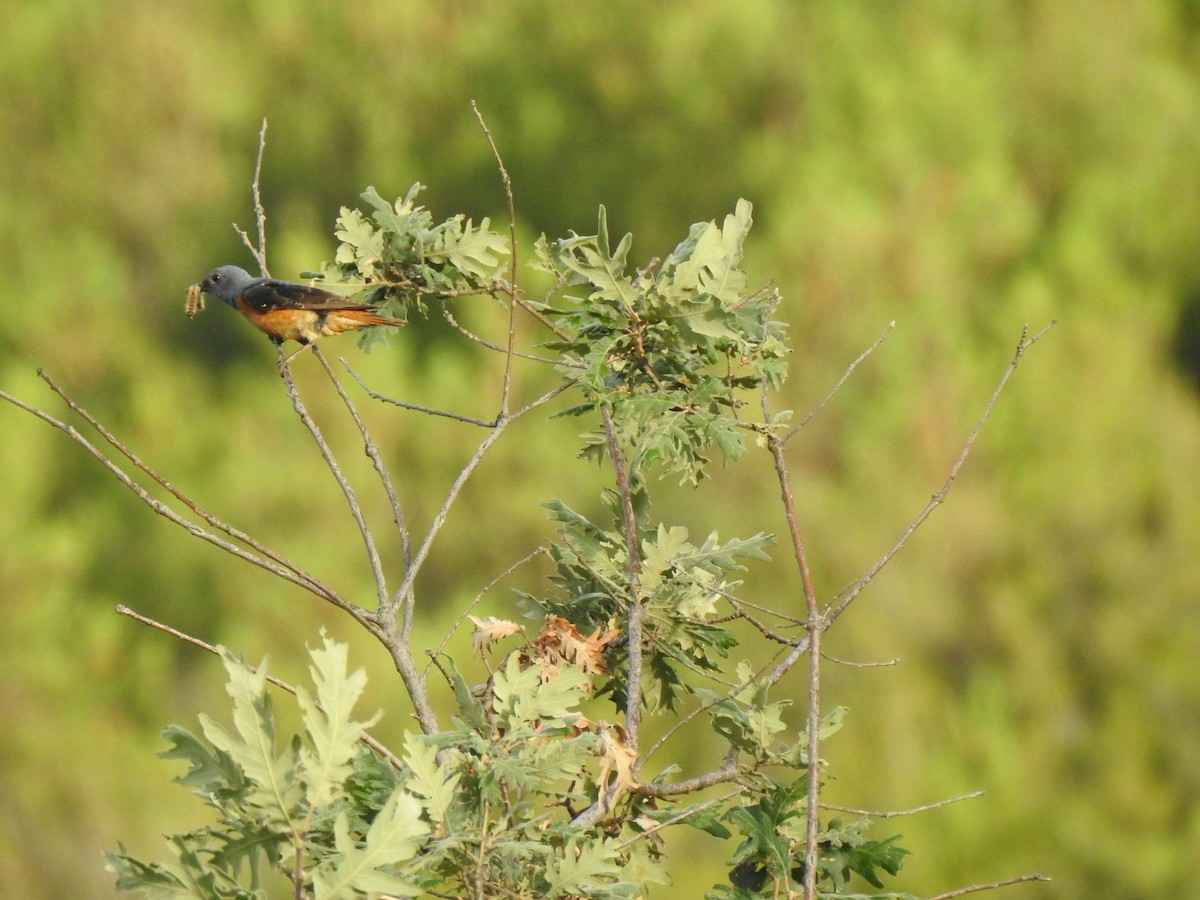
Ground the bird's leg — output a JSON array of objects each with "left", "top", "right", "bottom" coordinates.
[{"left": 280, "top": 340, "right": 314, "bottom": 365}]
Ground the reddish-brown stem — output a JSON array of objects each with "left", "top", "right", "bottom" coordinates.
[{"left": 765, "top": 430, "right": 823, "bottom": 899}]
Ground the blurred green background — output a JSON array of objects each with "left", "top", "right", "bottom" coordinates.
[{"left": 2, "top": 1, "right": 1199, "bottom": 897}]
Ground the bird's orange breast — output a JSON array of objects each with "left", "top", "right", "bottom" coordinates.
[{"left": 235, "top": 298, "right": 324, "bottom": 344}]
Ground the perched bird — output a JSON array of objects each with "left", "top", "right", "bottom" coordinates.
[{"left": 193, "top": 265, "right": 403, "bottom": 354}]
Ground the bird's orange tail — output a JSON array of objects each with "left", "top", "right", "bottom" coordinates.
[{"left": 325, "top": 309, "right": 406, "bottom": 334}]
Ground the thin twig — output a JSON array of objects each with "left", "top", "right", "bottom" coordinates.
[
  {"left": 713, "top": 590, "right": 807, "bottom": 627},
  {"left": 0, "top": 386, "right": 378, "bottom": 633},
  {"left": 820, "top": 651, "right": 900, "bottom": 668},
  {"left": 471, "top": 101, "right": 520, "bottom": 417},
  {"left": 601, "top": 405, "right": 645, "bottom": 750},
  {"left": 821, "top": 790, "right": 983, "bottom": 818},
  {"left": 35, "top": 369, "right": 342, "bottom": 604},
  {"left": 277, "top": 349, "right": 390, "bottom": 608},
  {"left": 313, "top": 349, "right": 411, "bottom": 569},
  {"left": 783, "top": 320, "right": 895, "bottom": 443},
  {"left": 382, "top": 380, "right": 573, "bottom": 629},
  {"left": 610, "top": 789, "right": 746, "bottom": 851},
  {"left": 441, "top": 308, "right": 575, "bottom": 367},
  {"left": 115, "top": 604, "right": 404, "bottom": 770},
  {"left": 761, "top": 422, "right": 822, "bottom": 900},
  {"left": 516, "top": 295, "right": 572, "bottom": 341},
  {"left": 369, "top": 277, "right": 508, "bottom": 299},
  {"left": 235, "top": 119, "right": 270, "bottom": 276},
  {"left": 343, "top": 361, "right": 498, "bottom": 427},
  {"left": 391, "top": 424, "right": 509, "bottom": 631},
  {"left": 674, "top": 569, "right": 806, "bottom": 644},
  {"left": 735, "top": 606, "right": 804, "bottom": 645},
  {"left": 423, "top": 546, "right": 548, "bottom": 677},
  {"left": 927, "top": 873, "right": 1051, "bottom": 899},
  {"left": 827, "top": 321, "right": 1056, "bottom": 627}
]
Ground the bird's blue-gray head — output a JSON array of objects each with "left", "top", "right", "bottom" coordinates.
[{"left": 198, "top": 265, "right": 256, "bottom": 308}]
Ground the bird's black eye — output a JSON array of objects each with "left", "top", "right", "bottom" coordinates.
[{"left": 211, "top": 273, "right": 222, "bottom": 283}]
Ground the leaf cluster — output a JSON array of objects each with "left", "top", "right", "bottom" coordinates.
[
  {"left": 106, "top": 636, "right": 433, "bottom": 898},
  {"left": 523, "top": 503, "right": 773, "bottom": 713},
  {"left": 427, "top": 646, "right": 666, "bottom": 898},
  {"left": 712, "top": 782, "right": 912, "bottom": 900},
  {"left": 306, "top": 183, "right": 510, "bottom": 348},
  {"left": 107, "top": 632, "right": 669, "bottom": 898},
  {"left": 109, "top": 192, "right": 924, "bottom": 898},
  {"left": 533, "top": 200, "right": 789, "bottom": 485}
]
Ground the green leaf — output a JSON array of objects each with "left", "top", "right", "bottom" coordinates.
[
  {"left": 428, "top": 215, "right": 510, "bottom": 280},
  {"left": 312, "top": 790, "right": 428, "bottom": 899},
  {"left": 641, "top": 801, "right": 733, "bottom": 839},
  {"left": 543, "top": 838, "right": 622, "bottom": 895},
  {"left": 844, "top": 834, "right": 911, "bottom": 889},
  {"left": 640, "top": 523, "right": 692, "bottom": 592},
  {"left": 402, "top": 733, "right": 461, "bottom": 826},
  {"left": 198, "top": 650, "right": 303, "bottom": 829},
  {"left": 555, "top": 206, "right": 638, "bottom": 308},
  {"left": 104, "top": 846, "right": 190, "bottom": 898},
  {"left": 297, "top": 633, "right": 381, "bottom": 809},
  {"left": 333, "top": 207, "right": 386, "bottom": 278},
  {"left": 448, "top": 658, "right": 487, "bottom": 733},
  {"left": 492, "top": 654, "right": 590, "bottom": 731},
  {"left": 106, "top": 832, "right": 259, "bottom": 899},
  {"left": 159, "top": 725, "right": 245, "bottom": 800}
]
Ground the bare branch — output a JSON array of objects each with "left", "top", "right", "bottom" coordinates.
[
  {"left": 761, "top": 424, "right": 823, "bottom": 899},
  {"left": 675, "top": 569, "right": 806, "bottom": 644},
  {"left": 115, "top": 604, "right": 403, "bottom": 770},
  {"left": 763, "top": 321, "right": 1057, "bottom": 688},
  {"left": 821, "top": 790, "right": 983, "bottom": 818},
  {"left": 342, "top": 360, "right": 497, "bottom": 427},
  {"left": 35, "top": 369, "right": 343, "bottom": 605},
  {"left": 0, "top": 385, "right": 378, "bottom": 633},
  {"left": 471, "top": 101, "right": 520, "bottom": 417},
  {"left": 820, "top": 650, "right": 901, "bottom": 668},
  {"left": 385, "top": 638, "right": 439, "bottom": 736},
  {"left": 234, "top": 118, "right": 270, "bottom": 276},
  {"left": 927, "top": 873, "right": 1052, "bottom": 899},
  {"left": 312, "top": 349, "right": 411, "bottom": 568},
  {"left": 441, "top": 307, "right": 577, "bottom": 367},
  {"left": 783, "top": 319, "right": 895, "bottom": 443},
  {"left": 827, "top": 321, "right": 1056, "bottom": 626},
  {"left": 635, "top": 764, "right": 741, "bottom": 798},
  {"left": 277, "top": 349, "right": 390, "bottom": 608},
  {"left": 382, "top": 380, "right": 573, "bottom": 630},
  {"left": 390, "top": 423, "right": 508, "bottom": 631},
  {"left": 424, "top": 545, "right": 548, "bottom": 678}
]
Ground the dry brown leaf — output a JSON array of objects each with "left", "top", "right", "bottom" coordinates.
[
  {"left": 538, "top": 616, "right": 620, "bottom": 674},
  {"left": 468, "top": 615, "right": 524, "bottom": 657},
  {"left": 595, "top": 723, "right": 639, "bottom": 812}
]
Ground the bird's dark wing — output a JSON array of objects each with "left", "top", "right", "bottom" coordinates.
[{"left": 240, "top": 279, "right": 378, "bottom": 314}]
